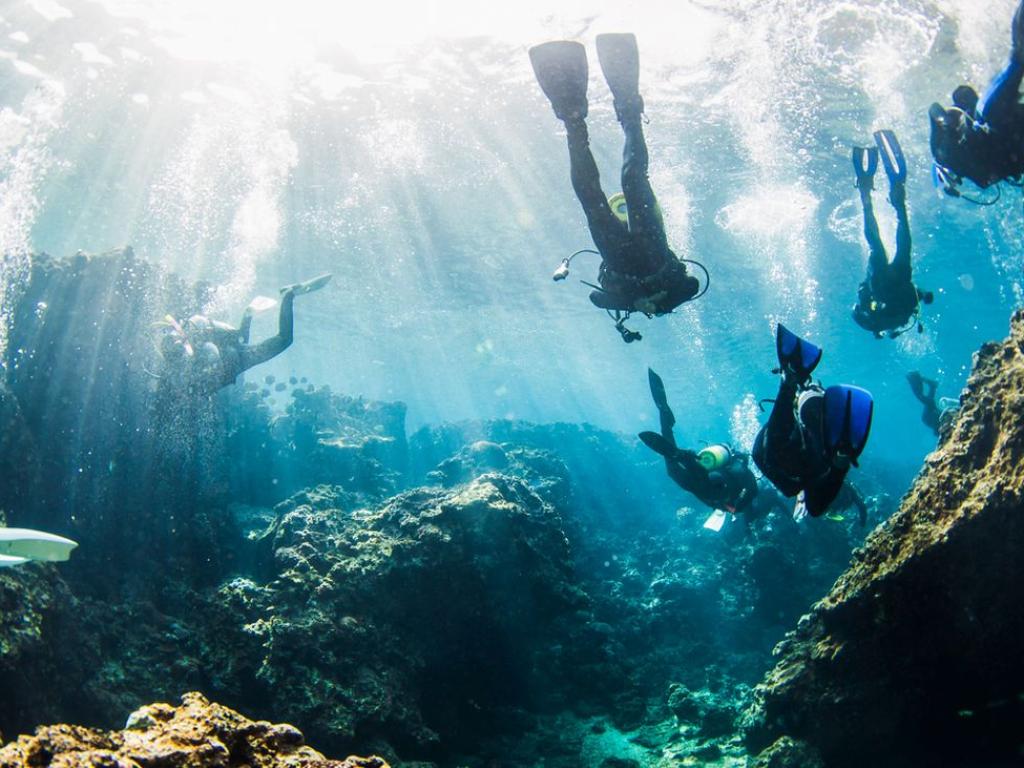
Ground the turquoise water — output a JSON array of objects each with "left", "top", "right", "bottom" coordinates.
[
  {"left": 2, "top": 0, "right": 1023, "bottom": 762},
  {"left": 4, "top": 0, "right": 1020, "bottom": 503}
]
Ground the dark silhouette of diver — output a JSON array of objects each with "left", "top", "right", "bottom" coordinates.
[
  {"left": 157, "top": 274, "right": 330, "bottom": 395},
  {"left": 929, "top": 0, "right": 1024, "bottom": 195},
  {"left": 530, "top": 34, "right": 704, "bottom": 343},
  {"left": 752, "top": 325, "right": 874, "bottom": 519},
  {"left": 851, "top": 130, "right": 932, "bottom": 339},
  {"left": 639, "top": 369, "right": 758, "bottom": 513},
  {"left": 906, "top": 370, "right": 957, "bottom": 438}
]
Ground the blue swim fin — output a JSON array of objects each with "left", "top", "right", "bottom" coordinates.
[
  {"left": 873, "top": 129, "right": 906, "bottom": 184},
  {"left": 851, "top": 146, "right": 878, "bottom": 190},
  {"left": 776, "top": 324, "right": 822, "bottom": 384},
  {"left": 824, "top": 385, "right": 874, "bottom": 465}
]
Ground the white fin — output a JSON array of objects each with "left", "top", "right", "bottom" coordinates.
[
  {"left": 247, "top": 295, "right": 278, "bottom": 314},
  {"left": 0, "top": 528, "right": 78, "bottom": 562},
  {"left": 703, "top": 509, "right": 727, "bottom": 532}
]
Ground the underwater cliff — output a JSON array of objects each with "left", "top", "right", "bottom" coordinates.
[{"left": 744, "top": 310, "right": 1024, "bottom": 768}]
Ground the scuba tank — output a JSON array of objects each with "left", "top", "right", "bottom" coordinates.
[{"left": 697, "top": 444, "right": 732, "bottom": 471}]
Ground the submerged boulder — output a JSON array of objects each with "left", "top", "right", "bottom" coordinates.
[
  {"left": 0, "top": 692, "right": 388, "bottom": 767},
  {"left": 744, "top": 310, "right": 1024, "bottom": 767},
  {"left": 208, "top": 474, "right": 588, "bottom": 758}
]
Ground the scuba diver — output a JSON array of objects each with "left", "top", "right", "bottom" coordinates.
[
  {"left": 752, "top": 324, "right": 874, "bottom": 519},
  {"left": 156, "top": 274, "right": 331, "bottom": 396},
  {"left": 851, "top": 130, "right": 933, "bottom": 339},
  {"left": 929, "top": 0, "right": 1024, "bottom": 197},
  {"left": 530, "top": 33, "right": 705, "bottom": 343},
  {"left": 639, "top": 368, "right": 758, "bottom": 515},
  {"left": 906, "top": 370, "right": 958, "bottom": 437}
]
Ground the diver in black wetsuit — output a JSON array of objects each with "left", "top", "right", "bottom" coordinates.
[
  {"left": 530, "top": 34, "right": 701, "bottom": 342},
  {"left": 851, "top": 131, "right": 932, "bottom": 339},
  {"left": 752, "top": 325, "right": 874, "bottom": 519},
  {"left": 157, "top": 274, "right": 330, "bottom": 395},
  {"left": 906, "top": 370, "right": 952, "bottom": 438},
  {"left": 639, "top": 369, "right": 758, "bottom": 514},
  {"left": 929, "top": 0, "right": 1024, "bottom": 194}
]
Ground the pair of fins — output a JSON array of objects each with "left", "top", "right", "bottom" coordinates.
[
  {"left": 528, "top": 33, "right": 641, "bottom": 122},
  {"left": 0, "top": 528, "right": 78, "bottom": 568},
  {"left": 852, "top": 129, "right": 906, "bottom": 188},
  {"left": 638, "top": 368, "right": 675, "bottom": 458},
  {"left": 776, "top": 324, "right": 873, "bottom": 464}
]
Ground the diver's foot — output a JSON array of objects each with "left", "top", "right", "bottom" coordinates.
[
  {"left": 614, "top": 95, "right": 645, "bottom": 123},
  {"left": 888, "top": 182, "right": 906, "bottom": 208}
]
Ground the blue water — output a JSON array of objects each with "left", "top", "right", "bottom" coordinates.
[{"left": 0, "top": 0, "right": 1021, "bottom": 504}]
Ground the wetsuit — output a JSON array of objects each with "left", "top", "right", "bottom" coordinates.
[
  {"left": 752, "top": 381, "right": 847, "bottom": 517},
  {"left": 907, "top": 371, "right": 941, "bottom": 436},
  {"left": 641, "top": 376, "right": 758, "bottom": 512},
  {"left": 929, "top": 0, "right": 1024, "bottom": 188},
  {"left": 852, "top": 183, "right": 925, "bottom": 337},
  {"left": 168, "top": 290, "right": 295, "bottom": 395},
  {"left": 565, "top": 114, "right": 698, "bottom": 314}
]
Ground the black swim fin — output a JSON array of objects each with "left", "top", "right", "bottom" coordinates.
[
  {"left": 873, "top": 129, "right": 906, "bottom": 185},
  {"left": 824, "top": 385, "right": 874, "bottom": 466},
  {"left": 639, "top": 430, "right": 675, "bottom": 458},
  {"left": 851, "top": 146, "right": 878, "bottom": 191},
  {"left": 647, "top": 368, "right": 675, "bottom": 428},
  {"left": 529, "top": 41, "right": 589, "bottom": 122},
  {"left": 776, "top": 324, "right": 822, "bottom": 384},
  {"left": 596, "top": 33, "right": 643, "bottom": 119}
]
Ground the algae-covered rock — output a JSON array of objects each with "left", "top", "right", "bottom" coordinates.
[
  {"left": 0, "top": 692, "right": 389, "bottom": 767},
  {"left": 208, "top": 474, "right": 587, "bottom": 756},
  {"left": 744, "top": 310, "right": 1024, "bottom": 766}
]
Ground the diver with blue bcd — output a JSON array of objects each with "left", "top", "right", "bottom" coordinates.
[
  {"left": 531, "top": 33, "right": 708, "bottom": 343},
  {"left": 752, "top": 325, "right": 874, "bottom": 519},
  {"left": 851, "top": 130, "right": 933, "bottom": 339},
  {"left": 929, "top": 0, "right": 1024, "bottom": 200}
]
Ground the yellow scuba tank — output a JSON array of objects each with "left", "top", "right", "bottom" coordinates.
[
  {"left": 607, "top": 192, "right": 664, "bottom": 228},
  {"left": 608, "top": 192, "right": 629, "bottom": 223},
  {"left": 697, "top": 444, "right": 732, "bottom": 471}
]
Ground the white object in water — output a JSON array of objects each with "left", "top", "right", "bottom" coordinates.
[
  {"left": 247, "top": 295, "right": 278, "bottom": 314},
  {"left": 0, "top": 528, "right": 78, "bottom": 563},
  {"left": 703, "top": 509, "right": 728, "bottom": 532},
  {"left": 0, "top": 554, "right": 30, "bottom": 568}
]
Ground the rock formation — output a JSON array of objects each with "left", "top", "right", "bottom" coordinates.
[
  {"left": 0, "top": 692, "right": 387, "bottom": 768},
  {"left": 744, "top": 310, "right": 1024, "bottom": 767}
]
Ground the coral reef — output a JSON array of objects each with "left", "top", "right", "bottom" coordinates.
[
  {"left": 743, "top": 310, "right": 1024, "bottom": 767},
  {"left": 205, "top": 475, "right": 588, "bottom": 758},
  {"left": 0, "top": 692, "right": 388, "bottom": 768}
]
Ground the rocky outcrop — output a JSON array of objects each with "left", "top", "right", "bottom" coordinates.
[
  {"left": 0, "top": 692, "right": 388, "bottom": 768},
  {"left": 203, "top": 475, "right": 589, "bottom": 758},
  {"left": 744, "top": 310, "right": 1024, "bottom": 767}
]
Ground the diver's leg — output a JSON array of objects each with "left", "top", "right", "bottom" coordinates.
[
  {"left": 889, "top": 187, "right": 913, "bottom": 283},
  {"left": 238, "top": 311, "right": 254, "bottom": 345},
  {"left": 620, "top": 115, "right": 670, "bottom": 253},
  {"left": 858, "top": 188, "right": 889, "bottom": 289},
  {"left": 764, "top": 379, "right": 798, "bottom": 455},
  {"left": 240, "top": 290, "right": 294, "bottom": 372},
  {"left": 979, "top": 5, "right": 1024, "bottom": 132},
  {"left": 566, "top": 120, "right": 629, "bottom": 265}
]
